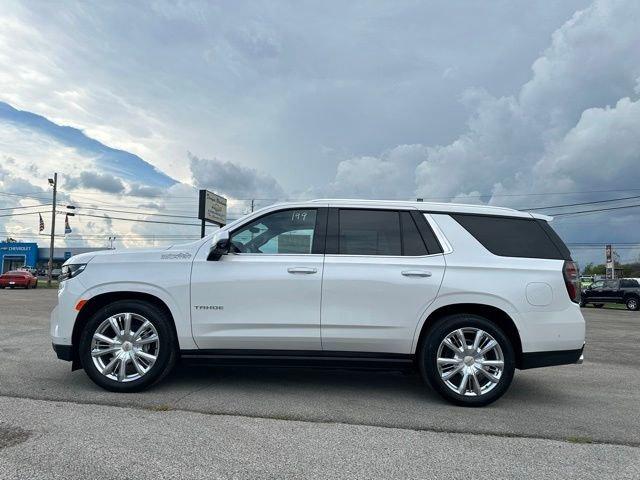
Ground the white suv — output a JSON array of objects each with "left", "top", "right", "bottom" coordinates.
[{"left": 51, "top": 199, "right": 585, "bottom": 406}]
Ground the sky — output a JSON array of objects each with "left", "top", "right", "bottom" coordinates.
[{"left": 1, "top": 0, "right": 639, "bottom": 267}]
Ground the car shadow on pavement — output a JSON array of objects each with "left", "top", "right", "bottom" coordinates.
[{"left": 156, "top": 362, "right": 568, "bottom": 409}]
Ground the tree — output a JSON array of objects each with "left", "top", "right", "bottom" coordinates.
[{"left": 583, "top": 263, "right": 605, "bottom": 275}]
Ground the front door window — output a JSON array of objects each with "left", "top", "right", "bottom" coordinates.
[{"left": 230, "top": 209, "right": 318, "bottom": 254}]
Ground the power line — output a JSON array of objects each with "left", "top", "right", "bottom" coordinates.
[
  {"left": 553, "top": 203, "right": 640, "bottom": 217},
  {"left": 0, "top": 203, "right": 51, "bottom": 211},
  {"left": 0, "top": 191, "right": 51, "bottom": 201},
  {"left": 0, "top": 211, "right": 49, "bottom": 218},
  {"left": 566, "top": 242, "right": 640, "bottom": 245},
  {"left": 526, "top": 194, "right": 640, "bottom": 212},
  {"left": 75, "top": 206, "right": 196, "bottom": 219},
  {"left": 73, "top": 212, "right": 205, "bottom": 227},
  {"left": 0, "top": 232, "right": 201, "bottom": 238}
]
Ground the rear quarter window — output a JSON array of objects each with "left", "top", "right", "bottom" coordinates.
[{"left": 451, "top": 214, "right": 571, "bottom": 260}]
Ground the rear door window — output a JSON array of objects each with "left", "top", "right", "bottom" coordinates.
[
  {"left": 451, "top": 214, "right": 570, "bottom": 260},
  {"left": 338, "top": 210, "right": 401, "bottom": 256}
]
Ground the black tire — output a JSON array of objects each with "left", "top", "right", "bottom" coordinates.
[
  {"left": 579, "top": 299, "right": 586, "bottom": 308},
  {"left": 419, "top": 314, "right": 515, "bottom": 407},
  {"left": 33, "top": 282, "right": 37, "bottom": 289},
  {"left": 79, "top": 300, "right": 177, "bottom": 392},
  {"left": 625, "top": 296, "right": 640, "bottom": 311},
  {"left": 593, "top": 303, "right": 604, "bottom": 308}
]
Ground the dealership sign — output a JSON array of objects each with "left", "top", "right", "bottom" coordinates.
[
  {"left": 198, "top": 190, "right": 227, "bottom": 226},
  {"left": 0, "top": 245, "right": 33, "bottom": 252}
]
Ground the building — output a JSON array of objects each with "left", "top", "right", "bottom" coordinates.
[
  {"left": 0, "top": 242, "right": 38, "bottom": 273},
  {"left": 0, "top": 242, "right": 109, "bottom": 274}
]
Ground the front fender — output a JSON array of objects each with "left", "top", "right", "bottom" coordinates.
[{"left": 79, "top": 281, "right": 196, "bottom": 349}]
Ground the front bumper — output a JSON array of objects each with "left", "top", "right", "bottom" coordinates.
[
  {"left": 519, "top": 344, "right": 585, "bottom": 369},
  {"left": 50, "top": 278, "right": 86, "bottom": 346}
]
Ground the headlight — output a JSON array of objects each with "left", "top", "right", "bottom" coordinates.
[{"left": 59, "top": 264, "right": 87, "bottom": 282}]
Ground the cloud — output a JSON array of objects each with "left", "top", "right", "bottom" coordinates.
[
  {"left": 189, "top": 153, "right": 284, "bottom": 200},
  {"left": 322, "top": 0, "right": 640, "bottom": 209},
  {"left": 414, "top": 0, "right": 640, "bottom": 204},
  {"left": 0, "top": 160, "right": 49, "bottom": 240},
  {"left": 325, "top": 145, "right": 427, "bottom": 199},
  {"left": 0, "top": 1, "right": 589, "bottom": 189},
  {"left": 65, "top": 171, "right": 125, "bottom": 194},
  {"left": 0, "top": 101, "right": 176, "bottom": 188},
  {"left": 126, "top": 183, "right": 164, "bottom": 198}
]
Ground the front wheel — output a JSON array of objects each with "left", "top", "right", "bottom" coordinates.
[
  {"left": 79, "top": 300, "right": 177, "bottom": 392},
  {"left": 419, "top": 314, "right": 515, "bottom": 407},
  {"left": 626, "top": 296, "right": 640, "bottom": 311}
]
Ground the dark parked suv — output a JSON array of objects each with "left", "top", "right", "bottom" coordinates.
[{"left": 581, "top": 278, "right": 640, "bottom": 310}]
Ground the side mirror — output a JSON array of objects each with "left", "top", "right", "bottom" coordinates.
[{"left": 207, "top": 230, "right": 230, "bottom": 261}]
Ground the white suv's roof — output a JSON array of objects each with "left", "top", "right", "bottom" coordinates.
[{"left": 304, "top": 198, "right": 551, "bottom": 220}]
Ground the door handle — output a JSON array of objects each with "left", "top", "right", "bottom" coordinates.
[
  {"left": 401, "top": 270, "right": 432, "bottom": 278},
  {"left": 287, "top": 267, "right": 318, "bottom": 274}
]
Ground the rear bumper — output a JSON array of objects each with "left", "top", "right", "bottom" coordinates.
[
  {"left": 0, "top": 281, "right": 27, "bottom": 287},
  {"left": 52, "top": 343, "right": 73, "bottom": 361},
  {"left": 519, "top": 344, "right": 584, "bottom": 369}
]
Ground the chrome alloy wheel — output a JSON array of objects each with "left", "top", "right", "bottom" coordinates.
[
  {"left": 436, "top": 327, "right": 505, "bottom": 397},
  {"left": 90, "top": 313, "right": 160, "bottom": 383}
]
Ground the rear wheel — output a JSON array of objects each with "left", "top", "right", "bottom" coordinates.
[
  {"left": 625, "top": 296, "right": 639, "bottom": 311},
  {"left": 419, "top": 314, "right": 515, "bottom": 407},
  {"left": 79, "top": 300, "right": 177, "bottom": 392},
  {"left": 593, "top": 303, "right": 604, "bottom": 308}
]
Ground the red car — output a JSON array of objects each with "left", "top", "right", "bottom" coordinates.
[{"left": 0, "top": 270, "right": 38, "bottom": 289}]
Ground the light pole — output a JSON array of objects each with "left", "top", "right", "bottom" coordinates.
[{"left": 47, "top": 173, "right": 57, "bottom": 287}]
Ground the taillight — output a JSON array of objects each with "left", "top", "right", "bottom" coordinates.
[{"left": 563, "top": 260, "right": 580, "bottom": 303}]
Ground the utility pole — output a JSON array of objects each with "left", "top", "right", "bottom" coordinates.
[
  {"left": 47, "top": 173, "right": 57, "bottom": 287},
  {"left": 250, "top": 199, "right": 255, "bottom": 212}
]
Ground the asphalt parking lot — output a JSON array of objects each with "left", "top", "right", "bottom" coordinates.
[{"left": 1, "top": 289, "right": 639, "bottom": 479}]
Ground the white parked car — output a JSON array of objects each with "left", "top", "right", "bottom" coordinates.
[{"left": 51, "top": 199, "right": 585, "bottom": 406}]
